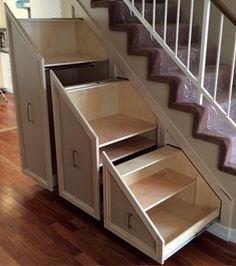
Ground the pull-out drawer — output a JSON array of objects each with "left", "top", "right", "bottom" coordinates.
[
  {"left": 103, "top": 146, "right": 221, "bottom": 264},
  {"left": 51, "top": 74, "right": 158, "bottom": 220},
  {"left": 46, "top": 60, "right": 109, "bottom": 88}
]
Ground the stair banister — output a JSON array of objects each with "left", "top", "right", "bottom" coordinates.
[
  {"left": 198, "top": 0, "right": 211, "bottom": 105},
  {"left": 213, "top": 13, "right": 224, "bottom": 101},
  {"left": 123, "top": 0, "right": 236, "bottom": 132},
  {"left": 211, "top": 0, "right": 236, "bottom": 27}
]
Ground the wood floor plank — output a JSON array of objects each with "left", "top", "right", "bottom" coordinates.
[
  {"left": 0, "top": 246, "right": 20, "bottom": 266},
  {"left": 76, "top": 253, "right": 100, "bottom": 265}
]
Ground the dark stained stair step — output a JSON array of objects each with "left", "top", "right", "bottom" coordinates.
[
  {"left": 126, "top": 23, "right": 199, "bottom": 50},
  {"left": 108, "top": 1, "right": 177, "bottom": 26}
]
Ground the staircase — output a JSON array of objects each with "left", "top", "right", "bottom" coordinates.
[
  {"left": 5, "top": 1, "right": 231, "bottom": 264},
  {"left": 88, "top": 0, "right": 236, "bottom": 176}
]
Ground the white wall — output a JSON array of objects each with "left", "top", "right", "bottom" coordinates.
[
  {"left": 30, "top": 0, "right": 73, "bottom": 18},
  {"left": 0, "top": 0, "right": 28, "bottom": 27},
  {"left": 30, "top": 0, "right": 61, "bottom": 18},
  {"left": 60, "top": 0, "right": 72, "bottom": 18}
]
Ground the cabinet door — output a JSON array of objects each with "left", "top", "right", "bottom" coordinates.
[
  {"left": 103, "top": 155, "right": 161, "bottom": 262},
  {"left": 7, "top": 18, "right": 54, "bottom": 190},
  {"left": 52, "top": 80, "right": 100, "bottom": 219}
]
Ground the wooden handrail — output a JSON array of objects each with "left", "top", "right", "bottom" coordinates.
[{"left": 211, "top": 0, "right": 236, "bottom": 26}]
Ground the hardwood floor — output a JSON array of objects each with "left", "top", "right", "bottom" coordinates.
[
  {"left": 0, "top": 93, "right": 236, "bottom": 265},
  {"left": 0, "top": 93, "right": 16, "bottom": 130}
]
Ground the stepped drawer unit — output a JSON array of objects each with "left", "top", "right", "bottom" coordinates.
[
  {"left": 6, "top": 5, "right": 109, "bottom": 191},
  {"left": 103, "top": 146, "right": 221, "bottom": 263},
  {"left": 51, "top": 73, "right": 158, "bottom": 220}
]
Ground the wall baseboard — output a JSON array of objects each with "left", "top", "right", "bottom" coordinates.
[
  {"left": 230, "top": 227, "right": 236, "bottom": 243},
  {"left": 207, "top": 222, "right": 236, "bottom": 243}
]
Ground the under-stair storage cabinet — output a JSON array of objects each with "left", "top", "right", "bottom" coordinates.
[
  {"left": 5, "top": 5, "right": 109, "bottom": 190},
  {"left": 103, "top": 146, "right": 221, "bottom": 263},
  {"left": 51, "top": 73, "right": 158, "bottom": 220}
]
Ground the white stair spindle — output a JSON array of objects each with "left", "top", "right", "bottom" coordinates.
[
  {"left": 227, "top": 30, "right": 236, "bottom": 117},
  {"left": 142, "top": 0, "right": 145, "bottom": 18},
  {"left": 175, "top": 0, "right": 181, "bottom": 55},
  {"left": 187, "top": 0, "right": 194, "bottom": 70},
  {"left": 152, "top": 0, "right": 156, "bottom": 30},
  {"left": 198, "top": 0, "right": 211, "bottom": 105},
  {"left": 164, "top": 0, "right": 168, "bottom": 44},
  {"left": 213, "top": 14, "right": 224, "bottom": 101}
]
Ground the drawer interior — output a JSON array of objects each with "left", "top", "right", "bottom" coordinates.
[
  {"left": 67, "top": 80, "right": 158, "bottom": 148},
  {"left": 46, "top": 61, "right": 109, "bottom": 87}
]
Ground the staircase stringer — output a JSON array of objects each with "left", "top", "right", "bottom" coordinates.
[{"left": 71, "top": 0, "right": 233, "bottom": 230}]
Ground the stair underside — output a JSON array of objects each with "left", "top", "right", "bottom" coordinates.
[{"left": 91, "top": 0, "right": 236, "bottom": 175}]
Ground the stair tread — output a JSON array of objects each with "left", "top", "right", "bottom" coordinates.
[
  {"left": 116, "top": 145, "right": 180, "bottom": 176},
  {"left": 89, "top": 114, "right": 157, "bottom": 148},
  {"left": 147, "top": 198, "right": 220, "bottom": 245},
  {"left": 109, "top": 0, "right": 177, "bottom": 25},
  {"left": 129, "top": 168, "right": 195, "bottom": 211},
  {"left": 99, "top": 135, "right": 156, "bottom": 166}
]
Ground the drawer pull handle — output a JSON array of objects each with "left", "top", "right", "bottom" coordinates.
[
  {"left": 128, "top": 213, "right": 133, "bottom": 229},
  {"left": 72, "top": 150, "right": 79, "bottom": 168},
  {"left": 27, "top": 103, "right": 33, "bottom": 122}
]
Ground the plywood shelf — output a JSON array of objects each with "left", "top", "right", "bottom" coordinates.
[
  {"left": 147, "top": 198, "right": 220, "bottom": 245},
  {"left": 89, "top": 114, "right": 157, "bottom": 148},
  {"left": 44, "top": 54, "right": 106, "bottom": 67},
  {"left": 99, "top": 136, "right": 157, "bottom": 166},
  {"left": 116, "top": 146, "right": 180, "bottom": 177},
  {"left": 129, "top": 168, "right": 196, "bottom": 211}
]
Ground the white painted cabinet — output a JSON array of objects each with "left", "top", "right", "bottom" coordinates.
[{"left": 6, "top": 7, "right": 108, "bottom": 191}]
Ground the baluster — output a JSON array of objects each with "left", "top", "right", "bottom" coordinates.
[
  {"left": 227, "top": 30, "right": 236, "bottom": 117},
  {"left": 142, "top": 0, "right": 145, "bottom": 18},
  {"left": 164, "top": 0, "right": 168, "bottom": 44},
  {"left": 175, "top": 0, "right": 181, "bottom": 55},
  {"left": 213, "top": 14, "right": 224, "bottom": 101},
  {"left": 198, "top": 0, "right": 211, "bottom": 105},
  {"left": 152, "top": 0, "right": 156, "bottom": 30},
  {"left": 187, "top": 0, "right": 194, "bottom": 70}
]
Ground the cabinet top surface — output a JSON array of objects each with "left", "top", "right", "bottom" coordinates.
[{"left": 44, "top": 54, "right": 106, "bottom": 67}]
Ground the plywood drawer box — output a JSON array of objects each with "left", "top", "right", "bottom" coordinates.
[
  {"left": 103, "top": 146, "right": 221, "bottom": 264},
  {"left": 51, "top": 74, "right": 158, "bottom": 219}
]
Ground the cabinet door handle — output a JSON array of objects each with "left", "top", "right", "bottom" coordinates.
[
  {"left": 26, "top": 103, "right": 33, "bottom": 122},
  {"left": 72, "top": 150, "right": 79, "bottom": 168},
  {"left": 127, "top": 213, "right": 133, "bottom": 229}
]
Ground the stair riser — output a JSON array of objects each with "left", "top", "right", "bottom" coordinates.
[
  {"left": 149, "top": 48, "right": 200, "bottom": 75},
  {"left": 206, "top": 98, "right": 236, "bottom": 126},
  {"left": 109, "top": 1, "right": 177, "bottom": 26},
  {"left": 128, "top": 24, "right": 199, "bottom": 50},
  {"left": 176, "top": 68, "right": 232, "bottom": 103}
]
